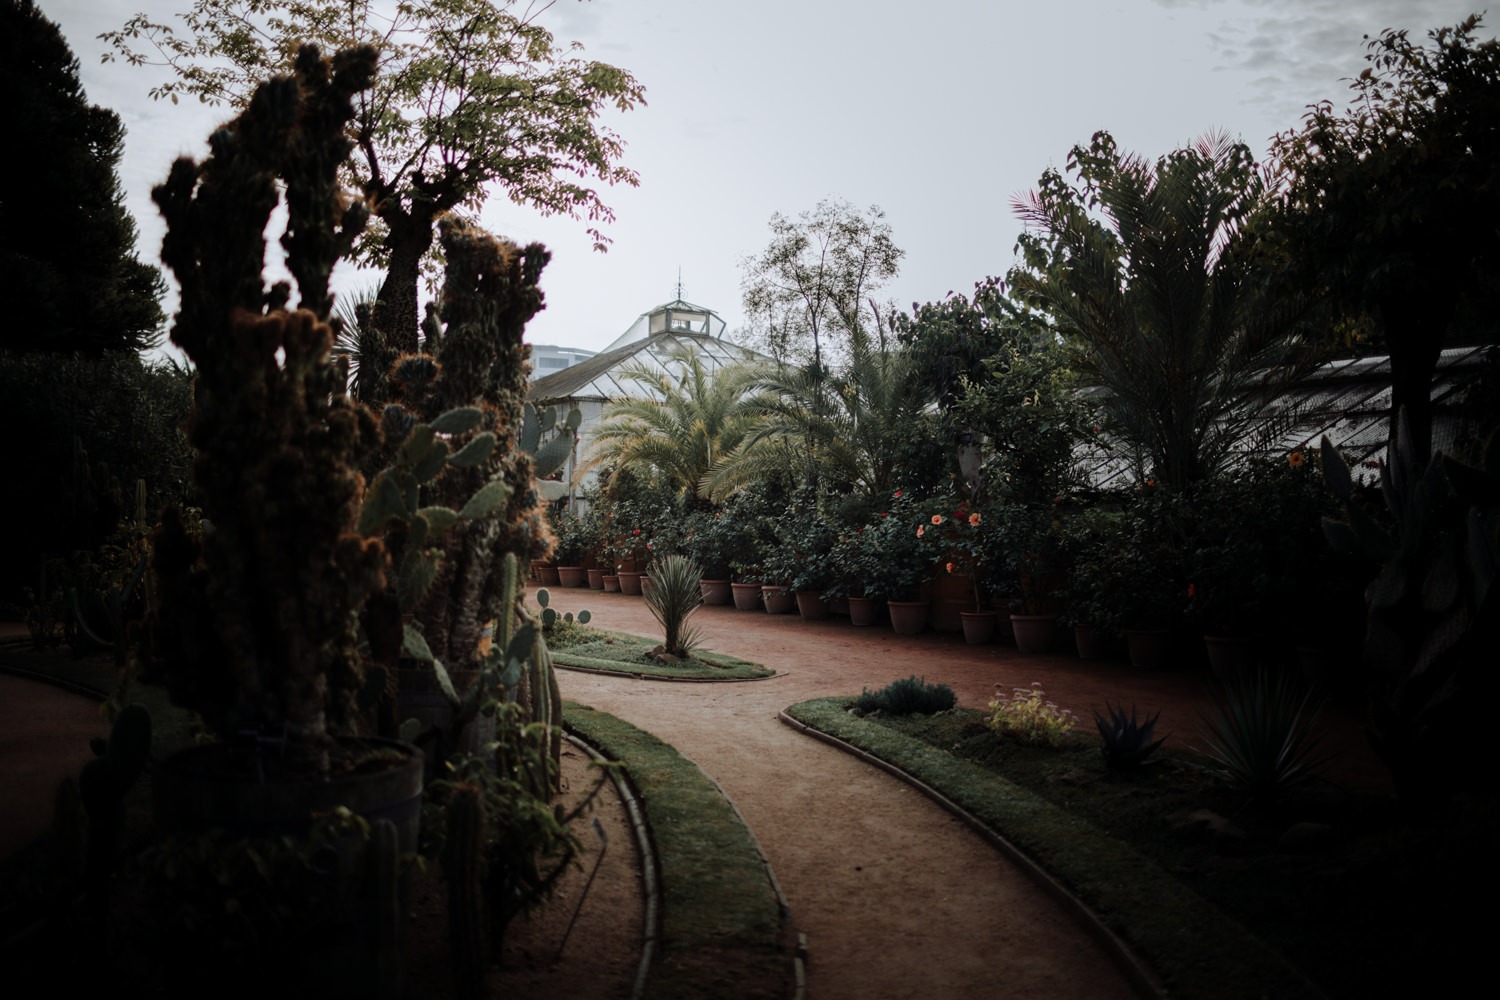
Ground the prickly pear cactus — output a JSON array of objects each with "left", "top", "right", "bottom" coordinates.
[{"left": 149, "top": 46, "right": 388, "bottom": 773}]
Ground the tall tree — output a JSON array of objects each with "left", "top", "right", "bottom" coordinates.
[
  {"left": 1261, "top": 15, "right": 1500, "bottom": 463},
  {"left": 1011, "top": 130, "right": 1310, "bottom": 489},
  {"left": 105, "top": 0, "right": 644, "bottom": 353},
  {"left": 0, "top": 0, "right": 164, "bottom": 354},
  {"left": 739, "top": 198, "right": 903, "bottom": 373}
]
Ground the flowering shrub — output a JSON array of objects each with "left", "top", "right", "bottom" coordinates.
[
  {"left": 985, "top": 682, "right": 1076, "bottom": 747},
  {"left": 856, "top": 491, "right": 954, "bottom": 599}
]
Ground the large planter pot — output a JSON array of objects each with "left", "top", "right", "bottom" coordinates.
[
  {"left": 1204, "top": 634, "right": 1257, "bottom": 683},
  {"left": 617, "top": 570, "right": 644, "bottom": 596},
  {"left": 537, "top": 564, "right": 561, "bottom": 586},
  {"left": 1126, "top": 628, "right": 1172, "bottom": 669},
  {"left": 700, "top": 579, "right": 733, "bottom": 606},
  {"left": 602, "top": 573, "right": 621, "bottom": 593},
  {"left": 1010, "top": 613, "right": 1060, "bottom": 654},
  {"left": 151, "top": 737, "right": 423, "bottom": 999},
  {"left": 847, "top": 595, "right": 882, "bottom": 627},
  {"left": 826, "top": 593, "right": 850, "bottom": 616},
  {"left": 795, "top": 590, "right": 830, "bottom": 620},
  {"left": 556, "top": 565, "right": 588, "bottom": 588},
  {"left": 1073, "top": 623, "right": 1114, "bottom": 660},
  {"left": 960, "top": 610, "right": 998, "bottom": 645},
  {"left": 887, "top": 599, "right": 928, "bottom": 635},
  {"left": 762, "top": 585, "right": 797, "bottom": 615},
  {"left": 731, "top": 581, "right": 762, "bottom": 611},
  {"left": 586, "top": 568, "right": 605, "bottom": 590}
]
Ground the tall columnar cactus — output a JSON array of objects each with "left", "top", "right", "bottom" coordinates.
[
  {"left": 445, "top": 782, "right": 490, "bottom": 1000},
  {"left": 149, "top": 46, "right": 387, "bottom": 774}
]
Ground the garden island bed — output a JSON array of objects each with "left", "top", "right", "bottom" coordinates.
[
  {"left": 784, "top": 696, "right": 1490, "bottom": 1000},
  {"left": 547, "top": 627, "right": 775, "bottom": 681}
]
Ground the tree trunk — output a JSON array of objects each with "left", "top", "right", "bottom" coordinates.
[
  {"left": 1382, "top": 296, "right": 1451, "bottom": 467},
  {"left": 371, "top": 207, "right": 437, "bottom": 356}
]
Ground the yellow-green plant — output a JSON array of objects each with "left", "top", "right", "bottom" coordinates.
[{"left": 986, "top": 682, "right": 1076, "bottom": 747}]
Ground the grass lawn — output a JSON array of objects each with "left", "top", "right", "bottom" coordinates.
[
  {"left": 546, "top": 625, "right": 774, "bottom": 680},
  {"left": 786, "top": 698, "right": 1491, "bottom": 1000}
]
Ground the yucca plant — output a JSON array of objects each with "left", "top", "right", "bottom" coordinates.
[
  {"left": 1197, "top": 669, "right": 1328, "bottom": 802},
  {"left": 644, "top": 553, "right": 704, "bottom": 658}
]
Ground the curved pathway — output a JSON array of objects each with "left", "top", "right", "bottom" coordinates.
[{"left": 540, "top": 588, "right": 1200, "bottom": 1000}]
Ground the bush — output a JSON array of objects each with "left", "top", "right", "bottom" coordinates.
[
  {"left": 851, "top": 675, "right": 956, "bottom": 716},
  {"left": 985, "top": 682, "right": 1076, "bottom": 747}
]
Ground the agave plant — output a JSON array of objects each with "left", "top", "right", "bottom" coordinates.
[
  {"left": 1197, "top": 669, "right": 1328, "bottom": 802},
  {"left": 1094, "top": 702, "right": 1166, "bottom": 771}
]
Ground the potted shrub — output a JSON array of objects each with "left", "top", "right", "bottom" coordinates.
[
  {"left": 147, "top": 46, "right": 419, "bottom": 992},
  {"left": 1064, "top": 506, "right": 1130, "bottom": 658},
  {"left": 859, "top": 492, "right": 948, "bottom": 633}
]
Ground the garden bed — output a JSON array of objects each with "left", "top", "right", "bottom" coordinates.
[{"left": 548, "top": 627, "right": 774, "bottom": 680}]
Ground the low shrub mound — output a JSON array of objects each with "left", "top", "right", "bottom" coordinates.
[{"left": 851, "top": 675, "right": 956, "bottom": 716}]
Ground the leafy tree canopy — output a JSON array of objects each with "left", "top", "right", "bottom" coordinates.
[
  {"left": 104, "top": 0, "right": 645, "bottom": 353},
  {"left": 739, "top": 197, "right": 903, "bottom": 372},
  {"left": 1261, "top": 13, "right": 1500, "bottom": 461},
  {"left": 1011, "top": 130, "right": 1310, "bottom": 489},
  {"left": 0, "top": 0, "right": 165, "bottom": 354}
]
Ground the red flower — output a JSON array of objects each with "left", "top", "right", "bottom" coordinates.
[
  {"left": 894, "top": 489, "right": 903, "bottom": 497},
  {"left": 1187, "top": 583, "right": 1196, "bottom": 599}
]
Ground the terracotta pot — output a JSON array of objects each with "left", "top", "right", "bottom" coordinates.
[
  {"left": 887, "top": 599, "right": 928, "bottom": 635},
  {"left": 556, "top": 565, "right": 588, "bottom": 588},
  {"left": 1010, "top": 613, "right": 1060, "bottom": 653},
  {"left": 394, "top": 667, "right": 493, "bottom": 780},
  {"left": 1073, "top": 623, "right": 1114, "bottom": 660},
  {"left": 848, "top": 595, "right": 882, "bottom": 627},
  {"left": 731, "top": 581, "right": 762, "bottom": 611},
  {"left": 700, "top": 579, "right": 733, "bottom": 605},
  {"left": 586, "top": 568, "right": 605, "bottom": 590},
  {"left": 602, "top": 574, "right": 621, "bottom": 593},
  {"left": 538, "top": 564, "right": 561, "bottom": 586},
  {"left": 1126, "top": 628, "right": 1172, "bottom": 669},
  {"left": 617, "top": 570, "right": 644, "bottom": 595},
  {"left": 762, "top": 585, "right": 797, "bottom": 615},
  {"left": 960, "top": 610, "right": 998, "bottom": 645},
  {"left": 795, "top": 590, "right": 830, "bottom": 620}
]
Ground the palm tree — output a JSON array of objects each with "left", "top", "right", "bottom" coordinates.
[
  {"left": 1010, "top": 130, "right": 1313, "bottom": 489},
  {"left": 706, "top": 327, "right": 933, "bottom": 502},
  {"left": 580, "top": 347, "right": 761, "bottom": 503}
]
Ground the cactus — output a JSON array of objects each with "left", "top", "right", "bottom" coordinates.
[
  {"left": 364, "top": 819, "right": 403, "bottom": 998},
  {"left": 78, "top": 703, "right": 152, "bottom": 902},
  {"left": 148, "top": 46, "right": 388, "bottom": 773},
  {"left": 445, "top": 783, "right": 490, "bottom": 1000}
]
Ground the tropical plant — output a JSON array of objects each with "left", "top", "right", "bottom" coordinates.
[
  {"left": 643, "top": 554, "right": 704, "bottom": 658},
  {"left": 1094, "top": 703, "right": 1166, "bottom": 771},
  {"left": 582, "top": 348, "right": 760, "bottom": 502},
  {"left": 709, "top": 328, "right": 935, "bottom": 502},
  {"left": 854, "top": 491, "right": 952, "bottom": 600},
  {"left": 105, "top": 0, "right": 645, "bottom": 352},
  {"left": 1011, "top": 130, "right": 1313, "bottom": 489},
  {"left": 1197, "top": 669, "right": 1328, "bottom": 802},
  {"left": 851, "top": 676, "right": 956, "bottom": 716}
]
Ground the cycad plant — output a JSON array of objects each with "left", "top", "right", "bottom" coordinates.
[
  {"left": 1011, "top": 130, "right": 1313, "bottom": 489},
  {"left": 643, "top": 553, "right": 704, "bottom": 658}
]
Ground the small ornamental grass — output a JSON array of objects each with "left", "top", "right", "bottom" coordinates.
[
  {"left": 851, "top": 675, "right": 956, "bottom": 716},
  {"left": 986, "top": 682, "right": 1076, "bottom": 747},
  {"left": 1095, "top": 702, "right": 1167, "bottom": 771},
  {"left": 644, "top": 553, "right": 705, "bottom": 657},
  {"left": 1197, "top": 668, "right": 1328, "bottom": 802}
]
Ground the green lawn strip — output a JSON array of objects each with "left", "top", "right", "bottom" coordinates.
[
  {"left": 784, "top": 697, "right": 1322, "bottom": 1000},
  {"left": 550, "top": 629, "right": 773, "bottom": 680},
  {"left": 563, "top": 701, "right": 791, "bottom": 1000}
]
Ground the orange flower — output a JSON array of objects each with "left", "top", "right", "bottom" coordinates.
[
  {"left": 930, "top": 514, "right": 944, "bottom": 525},
  {"left": 916, "top": 525, "right": 925, "bottom": 538},
  {"left": 1288, "top": 450, "right": 1306, "bottom": 468},
  {"left": 968, "top": 512, "right": 981, "bottom": 527},
  {"left": 946, "top": 562, "right": 956, "bottom": 574}
]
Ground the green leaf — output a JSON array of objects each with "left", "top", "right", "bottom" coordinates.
[
  {"left": 418, "top": 506, "right": 460, "bottom": 535},
  {"left": 399, "top": 550, "right": 440, "bottom": 608},
  {"left": 430, "top": 658, "right": 460, "bottom": 709},
  {"left": 412, "top": 435, "right": 450, "bottom": 484},
  {"left": 431, "top": 406, "right": 485, "bottom": 435},
  {"left": 357, "top": 469, "right": 407, "bottom": 535},
  {"left": 577, "top": 609, "right": 591, "bottom": 624},
  {"left": 1319, "top": 436, "right": 1352, "bottom": 502},
  {"left": 565, "top": 407, "right": 582, "bottom": 432},
  {"left": 401, "top": 624, "right": 434, "bottom": 664},
  {"left": 448, "top": 431, "right": 496, "bottom": 468},
  {"left": 537, "top": 479, "right": 568, "bottom": 501},
  {"left": 536, "top": 588, "right": 550, "bottom": 608},
  {"left": 459, "top": 479, "right": 511, "bottom": 521},
  {"left": 533, "top": 432, "right": 574, "bottom": 479},
  {"left": 398, "top": 717, "right": 422, "bottom": 744}
]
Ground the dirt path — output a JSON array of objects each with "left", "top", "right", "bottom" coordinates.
[{"left": 540, "top": 588, "right": 1163, "bottom": 1000}]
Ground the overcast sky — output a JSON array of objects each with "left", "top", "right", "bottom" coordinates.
[{"left": 42, "top": 0, "right": 1491, "bottom": 358}]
